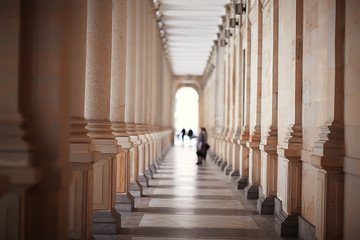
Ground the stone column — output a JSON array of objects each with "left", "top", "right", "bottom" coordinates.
[
  {"left": 132, "top": 0, "right": 148, "bottom": 196},
  {"left": 124, "top": 0, "right": 145, "bottom": 200},
  {"left": 230, "top": 7, "right": 246, "bottom": 180},
  {"left": 143, "top": 10, "right": 154, "bottom": 179},
  {"left": 343, "top": 0, "right": 360, "bottom": 239},
  {"left": 214, "top": 25, "right": 225, "bottom": 160},
  {"left": 85, "top": 0, "right": 121, "bottom": 234},
  {"left": 222, "top": 9, "right": 230, "bottom": 170},
  {"left": 236, "top": 10, "right": 251, "bottom": 189},
  {"left": 137, "top": 2, "right": 152, "bottom": 187},
  {"left": 142, "top": 17, "right": 153, "bottom": 180},
  {"left": 18, "top": 0, "right": 72, "bottom": 238},
  {"left": 308, "top": 0, "right": 345, "bottom": 239},
  {"left": 68, "top": 0, "right": 100, "bottom": 238},
  {"left": 217, "top": 17, "right": 228, "bottom": 166},
  {"left": 257, "top": 0, "right": 279, "bottom": 215},
  {"left": 275, "top": 0, "right": 303, "bottom": 237},
  {"left": 134, "top": 0, "right": 144, "bottom": 127},
  {"left": 0, "top": 1, "right": 36, "bottom": 239},
  {"left": 147, "top": 20, "right": 160, "bottom": 175},
  {"left": 220, "top": 45, "right": 229, "bottom": 170},
  {"left": 230, "top": 55, "right": 241, "bottom": 178},
  {"left": 224, "top": 5, "right": 237, "bottom": 176},
  {"left": 228, "top": 6, "right": 243, "bottom": 178},
  {"left": 244, "top": 0, "right": 263, "bottom": 200},
  {"left": 109, "top": 0, "right": 135, "bottom": 226}
]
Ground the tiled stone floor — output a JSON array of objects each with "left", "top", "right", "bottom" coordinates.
[{"left": 95, "top": 146, "right": 284, "bottom": 240}]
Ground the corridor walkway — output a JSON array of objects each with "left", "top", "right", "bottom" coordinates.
[{"left": 97, "top": 146, "right": 282, "bottom": 240}]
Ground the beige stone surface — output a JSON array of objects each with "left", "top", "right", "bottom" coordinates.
[
  {"left": 110, "top": 0, "right": 127, "bottom": 123},
  {"left": 277, "top": 0, "right": 297, "bottom": 148},
  {"left": 19, "top": 0, "right": 73, "bottom": 238},
  {"left": 343, "top": 0, "right": 360, "bottom": 238},
  {"left": 302, "top": 0, "right": 336, "bottom": 150},
  {"left": 85, "top": 0, "right": 112, "bottom": 121}
]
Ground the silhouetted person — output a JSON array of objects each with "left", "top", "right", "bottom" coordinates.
[
  {"left": 181, "top": 128, "right": 186, "bottom": 144},
  {"left": 188, "top": 129, "right": 193, "bottom": 139},
  {"left": 196, "top": 128, "right": 208, "bottom": 165}
]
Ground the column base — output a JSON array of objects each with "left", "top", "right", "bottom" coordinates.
[
  {"left": 274, "top": 197, "right": 298, "bottom": 238},
  {"left": 229, "top": 169, "right": 240, "bottom": 177},
  {"left": 92, "top": 209, "right": 121, "bottom": 235},
  {"left": 257, "top": 187, "right": 274, "bottom": 215},
  {"left": 115, "top": 193, "right": 133, "bottom": 212},
  {"left": 129, "top": 182, "right": 141, "bottom": 198},
  {"left": 115, "top": 193, "right": 133, "bottom": 227},
  {"left": 137, "top": 174, "right": 148, "bottom": 188},
  {"left": 224, "top": 165, "right": 232, "bottom": 175},
  {"left": 220, "top": 161, "right": 228, "bottom": 170},
  {"left": 298, "top": 216, "right": 316, "bottom": 240},
  {"left": 144, "top": 168, "right": 153, "bottom": 180},
  {"left": 235, "top": 175, "right": 248, "bottom": 189},
  {"left": 216, "top": 158, "right": 223, "bottom": 166},
  {"left": 244, "top": 184, "right": 259, "bottom": 199},
  {"left": 211, "top": 154, "right": 218, "bottom": 162},
  {"left": 150, "top": 163, "right": 157, "bottom": 173},
  {"left": 154, "top": 158, "right": 161, "bottom": 169},
  {"left": 208, "top": 151, "right": 215, "bottom": 160}
]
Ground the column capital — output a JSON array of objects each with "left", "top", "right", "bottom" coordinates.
[
  {"left": 310, "top": 123, "right": 344, "bottom": 171},
  {"left": 277, "top": 124, "right": 302, "bottom": 160},
  {"left": 260, "top": 126, "right": 278, "bottom": 154}
]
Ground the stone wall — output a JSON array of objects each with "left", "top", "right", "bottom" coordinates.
[
  {"left": 200, "top": 0, "right": 360, "bottom": 239},
  {"left": 343, "top": 0, "right": 360, "bottom": 239}
]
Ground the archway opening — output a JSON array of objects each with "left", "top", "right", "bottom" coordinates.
[{"left": 174, "top": 87, "right": 199, "bottom": 146}]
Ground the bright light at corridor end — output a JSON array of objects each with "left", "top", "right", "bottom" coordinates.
[
  {"left": 174, "top": 87, "right": 199, "bottom": 135},
  {"left": 157, "top": 0, "right": 229, "bottom": 76}
]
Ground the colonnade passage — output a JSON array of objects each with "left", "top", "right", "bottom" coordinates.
[
  {"left": 0, "top": 0, "right": 360, "bottom": 240},
  {"left": 94, "top": 145, "right": 280, "bottom": 240}
]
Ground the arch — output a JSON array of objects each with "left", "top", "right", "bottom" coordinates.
[
  {"left": 173, "top": 87, "right": 199, "bottom": 144},
  {"left": 172, "top": 81, "right": 201, "bottom": 98}
]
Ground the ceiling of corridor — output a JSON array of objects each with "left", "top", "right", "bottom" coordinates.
[{"left": 158, "top": 0, "right": 230, "bottom": 76}]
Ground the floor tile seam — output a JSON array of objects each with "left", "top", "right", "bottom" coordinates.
[
  {"left": 142, "top": 198, "right": 250, "bottom": 206},
  {"left": 139, "top": 196, "right": 247, "bottom": 201},
  {"left": 150, "top": 179, "right": 222, "bottom": 181},
  {"left": 133, "top": 209, "right": 258, "bottom": 216},
  {"left": 141, "top": 195, "right": 236, "bottom": 200},
  {"left": 121, "top": 226, "right": 264, "bottom": 230},
  {"left": 117, "top": 227, "right": 279, "bottom": 234},
  {"left": 147, "top": 186, "right": 229, "bottom": 189}
]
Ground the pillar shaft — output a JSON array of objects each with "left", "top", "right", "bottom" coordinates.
[
  {"left": 110, "top": 0, "right": 131, "bottom": 203},
  {"left": 85, "top": 0, "right": 112, "bottom": 124},
  {"left": 0, "top": 1, "right": 34, "bottom": 239},
  {"left": 67, "top": 1, "right": 100, "bottom": 239},
  {"left": 124, "top": 0, "right": 136, "bottom": 124},
  {"left": 85, "top": 0, "right": 120, "bottom": 234},
  {"left": 275, "top": 0, "right": 303, "bottom": 237},
  {"left": 19, "top": 0, "right": 72, "bottom": 238},
  {"left": 245, "top": 0, "right": 263, "bottom": 200},
  {"left": 258, "top": 0, "right": 279, "bottom": 215}
]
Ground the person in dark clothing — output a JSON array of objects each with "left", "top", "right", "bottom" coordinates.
[
  {"left": 188, "top": 129, "right": 193, "bottom": 139},
  {"left": 196, "top": 128, "right": 207, "bottom": 165},
  {"left": 181, "top": 128, "right": 186, "bottom": 144}
]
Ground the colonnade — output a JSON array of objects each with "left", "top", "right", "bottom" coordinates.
[
  {"left": 200, "top": 0, "right": 360, "bottom": 239},
  {"left": 0, "top": 0, "right": 173, "bottom": 239}
]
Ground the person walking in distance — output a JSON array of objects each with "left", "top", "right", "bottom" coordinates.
[
  {"left": 196, "top": 128, "right": 207, "bottom": 165},
  {"left": 188, "top": 129, "right": 193, "bottom": 144},
  {"left": 181, "top": 128, "right": 186, "bottom": 145}
]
